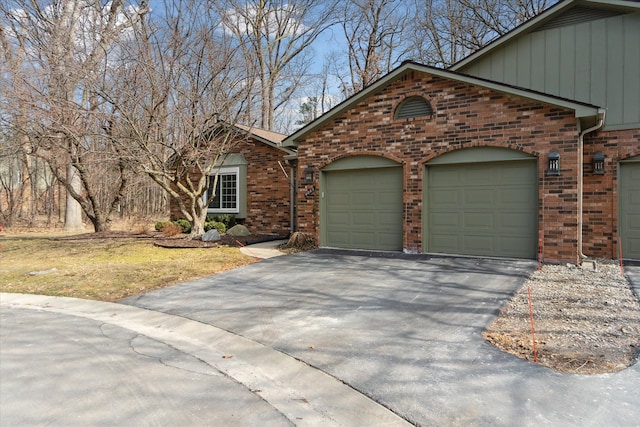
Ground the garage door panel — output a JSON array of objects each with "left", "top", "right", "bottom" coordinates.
[
  {"left": 431, "top": 212, "right": 460, "bottom": 227},
  {"left": 430, "top": 234, "right": 461, "bottom": 252},
  {"left": 327, "top": 194, "right": 349, "bottom": 207},
  {"left": 500, "top": 188, "right": 532, "bottom": 204},
  {"left": 464, "top": 212, "right": 494, "bottom": 229},
  {"left": 352, "top": 212, "right": 375, "bottom": 225},
  {"left": 499, "top": 237, "right": 533, "bottom": 258},
  {"left": 499, "top": 212, "right": 536, "bottom": 229},
  {"left": 499, "top": 164, "right": 534, "bottom": 183},
  {"left": 463, "top": 235, "right": 494, "bottom": 252},
  {"left": 351, "top": 232, "right": 376, "bottom": 246},
  {"left": 323, "top": 166, "right": 402, "bottom": 251},
  {"left": 426, "top": 159, "right": 537, "bottom": 259},
  {"left": 378, "top": 192, "right": 400, "bottom": 207},
  {"left": 378, "top": 212, "right": 400, "bottom": 226},
  {"left": 429, "top": 168, "right": 461, "bottom": 186},
  {"left": 464, "top": 168, "right": 494, "bottom": 184},
  {"left": 327, "top": 212, "right": 349, "bottom": 226},
  {"left": 353, "top": 192, "right": 376, "bottom": 205},
  {"left": 430, "top": 190, "right": 459, "bottom": 205},
  {"left": 465, "top": 189, "right": 495, "bottom": 205},
  {"left": 326, "top": 232, "right": 349, "bottom": 246}
]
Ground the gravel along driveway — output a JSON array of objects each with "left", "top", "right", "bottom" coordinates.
[{"left": 485, "top": 261, "right": 640, "bottom": 374}]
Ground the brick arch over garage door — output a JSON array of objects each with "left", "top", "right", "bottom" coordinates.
[
  {"left": 321, "top": 155, "right": 403, "bottom": 251},
  {"left": 423, "top": 147, "right": 538, "bottom": 259}
]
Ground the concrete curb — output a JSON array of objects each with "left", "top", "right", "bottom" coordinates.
[{"left": 0, "top": 293, "right": 411, "bottom": 426}]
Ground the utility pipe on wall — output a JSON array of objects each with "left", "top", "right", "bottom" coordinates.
[{"left": 577, "top": 109, "right": 606, "bottom": 261}]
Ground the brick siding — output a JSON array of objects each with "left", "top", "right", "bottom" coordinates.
[
  {"left": 170, "top": 138, "right": 292, "bottom": 236},
  {"left": 295, "top": 71, "right": 637, "bottom": 263},
  {"left": 583, "top": 129, "right": 640, "bottom": 259}
]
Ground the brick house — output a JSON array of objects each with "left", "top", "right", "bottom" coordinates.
[
  {"left": 283, "top": 0, "right": 639, "bottom": 263},
  {"left": 170, "top": 124, "right": 296, "bottom": 236}
]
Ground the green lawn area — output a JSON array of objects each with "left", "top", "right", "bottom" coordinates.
[{"left": 0, "top": 233, "right": 256, "bottom": 302}]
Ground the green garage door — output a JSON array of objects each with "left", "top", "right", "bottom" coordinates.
[
  {"left": 322, "top": 163, "right": 402, "bottom": 251},
  {"left": 425, "top": 156, "right": 537, "bottom": 259},
  {"left": 620, "top": 157, "right": 640, "bottom": 260}
]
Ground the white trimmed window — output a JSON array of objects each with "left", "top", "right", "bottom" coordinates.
[{"left": 206, "top": 167, "right": 239, "bottom": 213}]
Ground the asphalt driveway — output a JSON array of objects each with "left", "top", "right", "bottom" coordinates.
[
  {"left": 3, "top": 251, "right": 639, "bottom": 426},
  {"left": 123, "top": 251, "right": 640, "bottom": 426}
]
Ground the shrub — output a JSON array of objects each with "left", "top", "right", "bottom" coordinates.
[
  {"left": 154, "top": 221, "right": 169, "bottom": 232},
  {"left": 159, "top": 222, "right": 183, "bottom": 237},
  {"left": 204, "top": 221, "right": 226, "bottom": 234},
  {"left": 172, "top": 219, "right": 191, "bottom": 234},
  {"left": 207, "top": 214, "right": 236, "bottom": 230}
]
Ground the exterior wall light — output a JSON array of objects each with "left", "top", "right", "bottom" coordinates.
[
  {"left": 303, "top": 166, "right": 314, "bottom": 184},
  {"left": 593, "top": 153, "right": 605, "bottom": 175},
  {"left": 547, "top": 151, "right": 560, "bottom": 176}
]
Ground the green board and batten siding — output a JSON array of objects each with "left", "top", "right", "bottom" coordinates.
[
  {"left": 456, "top": 10, "right": 640, "bottom": 130},
  {"left": 620, "top": 156, "right": 640, "bottom": 260},
  {"left": 321, "top": 156, "right": 403, "bottom": 251},
  {"left": 424, "top": 148, "right": 538, "bottom": 259}
]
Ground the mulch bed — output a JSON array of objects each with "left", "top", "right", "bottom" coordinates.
[
  {"left": 153, "top": 234, "right": 288, "bottom": 249},
  {"left": 49, "top": 231, "right": 288, "bottom": 249}
]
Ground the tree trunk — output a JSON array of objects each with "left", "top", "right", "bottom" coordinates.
[
  {"left": 63, "top": 164, "right": 85, "bottom": 231},
  {"left": 189, "top": 198, "right": 208, "bottom": 238}
]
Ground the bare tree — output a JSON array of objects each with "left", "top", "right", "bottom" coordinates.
[
  {"left": 214, "top": 0, "right": 338, "bottom": 131},
  {"left": 104, "top": 0, "right": 255, "bottom": 236},
  {"left": 409, "top": 0, "right": 554, "bottom": 67},
  {"left": 0, "top": 0, "right": 148, "bottom": 231},
  {"left": 338, "top": 0, "right": 409, "bottom": 95}
]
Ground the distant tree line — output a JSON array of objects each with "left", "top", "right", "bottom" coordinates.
[{"left": 0, "top": 0, "right": 554, "bottom": 233}]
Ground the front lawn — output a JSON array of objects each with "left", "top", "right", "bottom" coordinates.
[{"left": 0, "top": 232, "right": 256, "bottom": 301}]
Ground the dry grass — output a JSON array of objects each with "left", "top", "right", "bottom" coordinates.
[{"left": 0, "top": 232, "right": 256, "bottom": 302}]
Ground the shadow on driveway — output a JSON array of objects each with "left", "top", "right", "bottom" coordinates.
[{"left": 124, "top": 251, "right": 640, "bottom": 426}]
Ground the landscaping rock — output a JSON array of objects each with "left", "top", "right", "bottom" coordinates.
[
  {"left": 201, "top": 229, "right": 221, "bottom": 242},
  {"left": 226, "top": 224, "right": 250, "bottom": 237}
]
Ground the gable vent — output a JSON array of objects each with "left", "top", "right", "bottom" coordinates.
[
  {"left": 395, "top": 96, "right": 433, "bottom": 120},
  {"left": 536, "top": 6, "right": 625, "bottom": 31}
]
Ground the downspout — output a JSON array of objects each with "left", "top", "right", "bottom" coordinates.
[
  {"left": 284, "top": 155, "right": 298, "bottom": 234},
  {"left": 578, "top": 109, "right": 606, "bottom": 260},
  {"left": 290, "top": 164, "right": 296, "bottom": 233}
]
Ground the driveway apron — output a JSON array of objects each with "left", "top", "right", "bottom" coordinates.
[{"left": 125, "top": 252, "right": 640, "bottom": 426}]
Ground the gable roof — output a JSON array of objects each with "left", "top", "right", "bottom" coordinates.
[
  {"left": 450, "top": 0, "right": 640, "bottom": 72},
  {"left": 234, "top": 123, "right": 287, "bottom": 144},
  {"left": 283, "top": 61, "right": 604, "bottom": 147},
  {"left": 232, "top": 123, "right": 295, "bottom": 155}
]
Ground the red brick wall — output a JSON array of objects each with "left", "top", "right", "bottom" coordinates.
[
  {"left": 582, "top": 129, "right": 640, "bottom": 259},
  {"left": 295, "top": 71, "right": 603, "bottom": 263},
  {"left": 242, "top": 140, "right": 292, "bottom": 235},
  {"left": 170, "top": 138, "right": 292, "bottom": 236}
]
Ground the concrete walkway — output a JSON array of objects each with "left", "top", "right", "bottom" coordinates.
[{"left": 239, "top": 239, "right": 288, "bottom": 259}]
